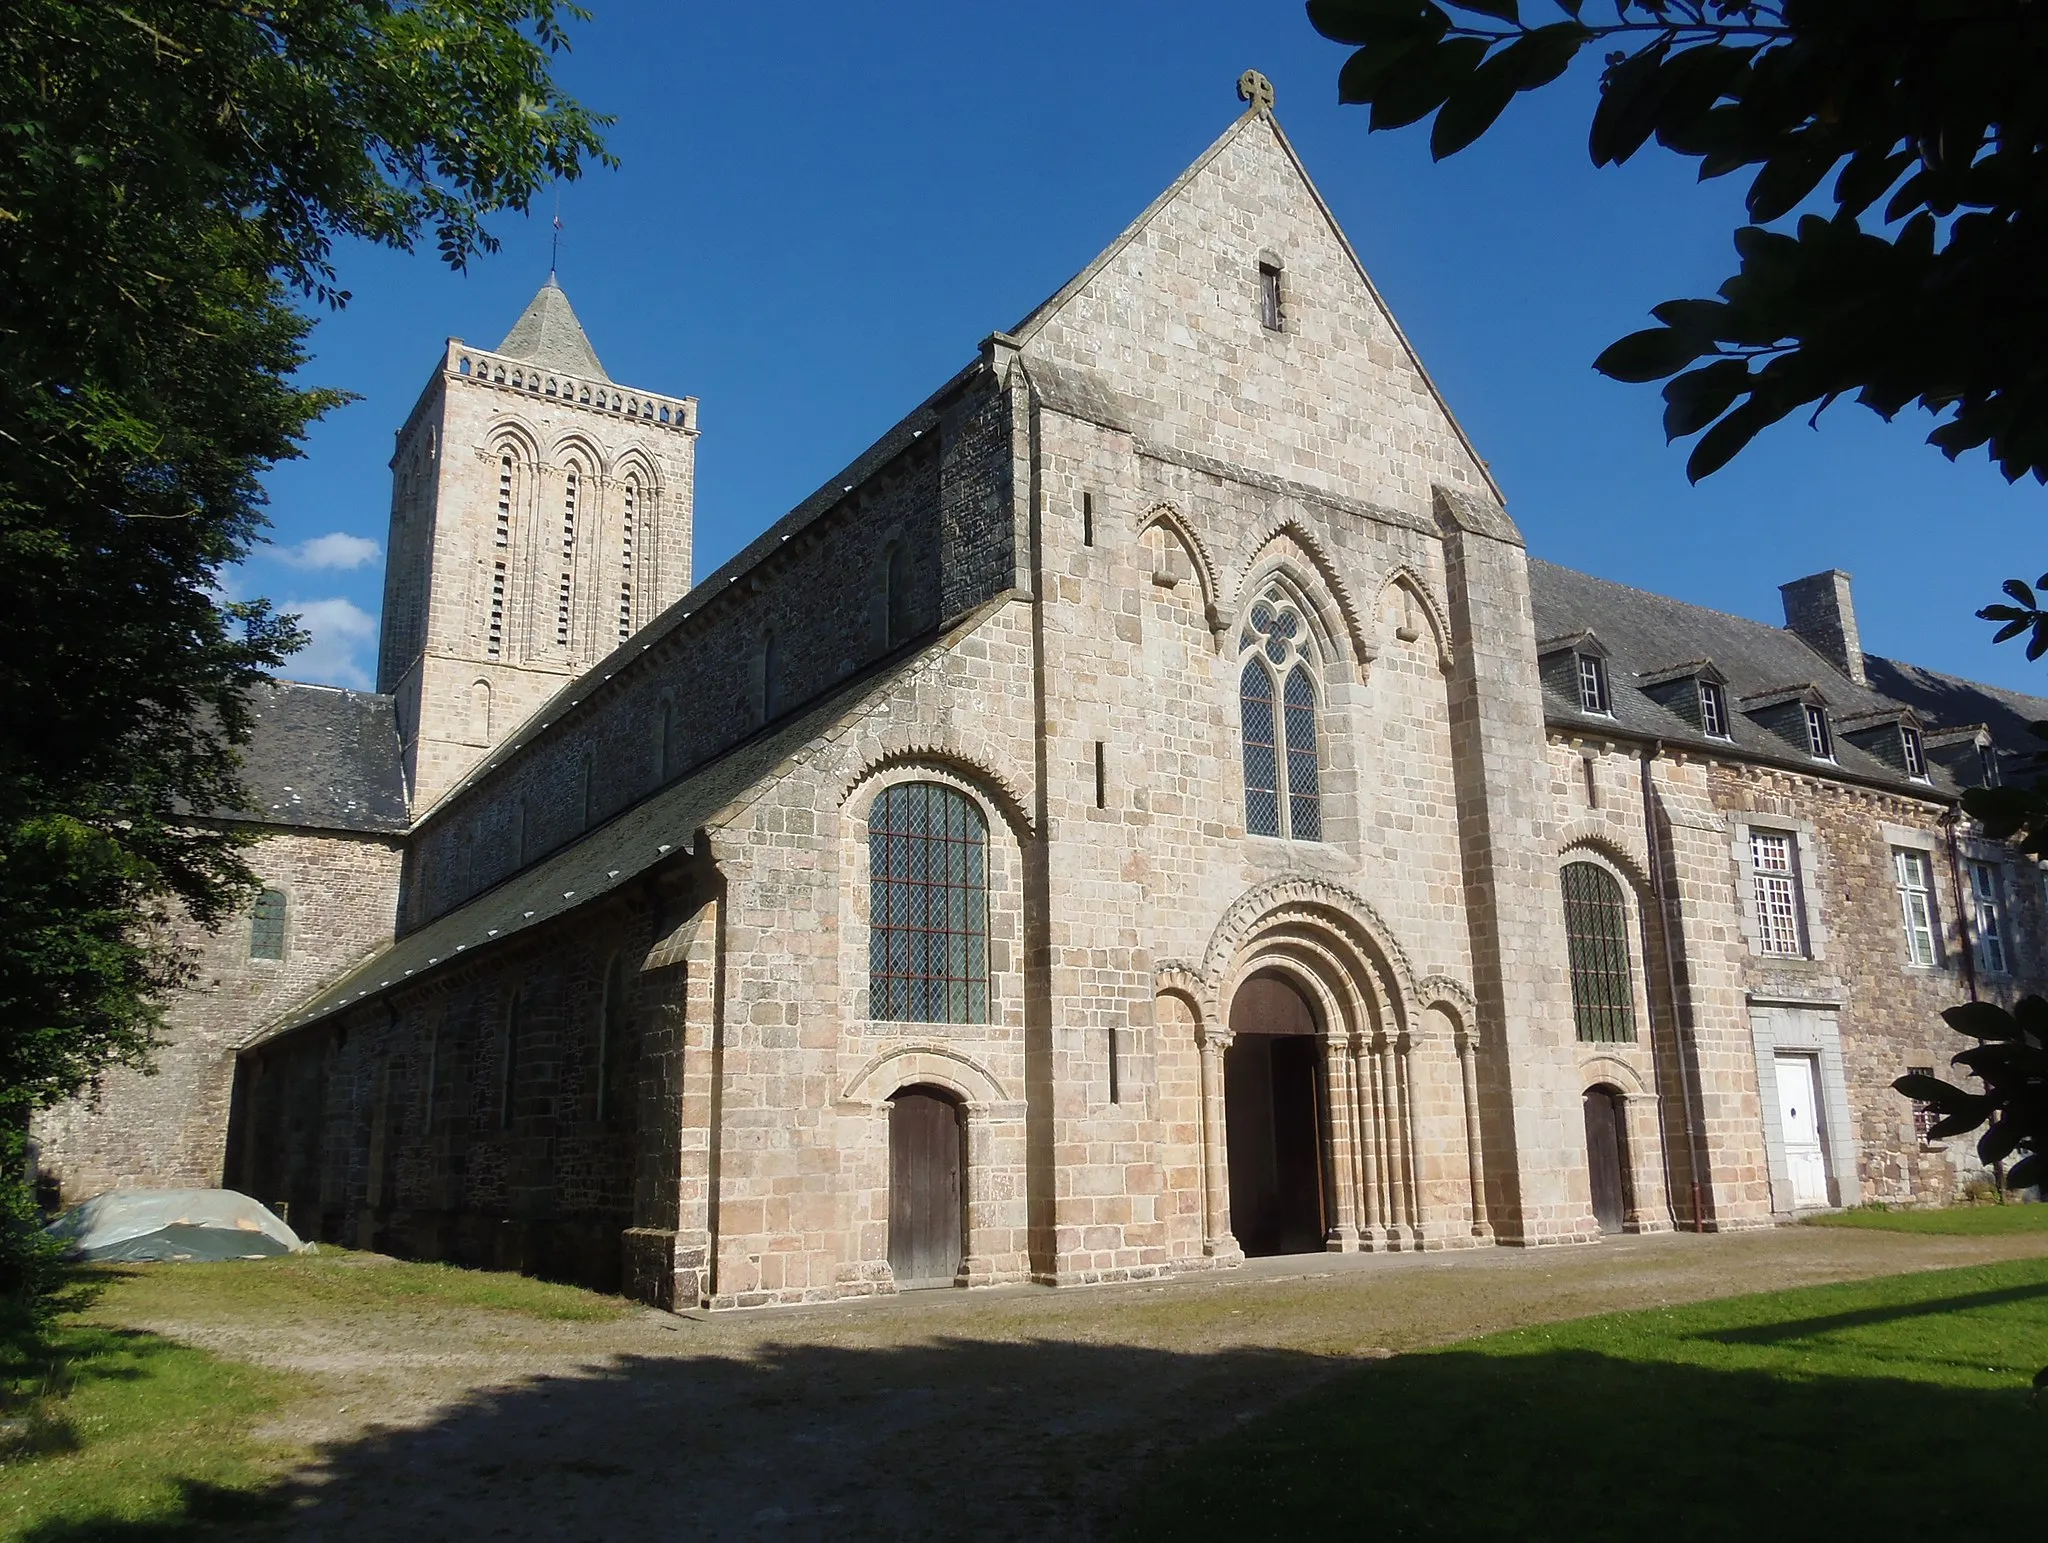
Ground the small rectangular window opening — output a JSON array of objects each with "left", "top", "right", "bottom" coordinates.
[
  {"left": 1750, "top": 830, "right": 1805, "bottom": 957},
  {"left": 1576, "top": 653, "right": 1610, "bottom": 715},
  {"left": 1094, "top": 741, "right": 1106, "bottom": 809},
  {"left": 1698, "top": 679, "right": 1729, "bottom": 738},
  {"left": 1805, "top": 703, "right": 1834, "bottom": 760},
  {"left": 1901, "top": 725, "right": 1927, "bottom": 779},
  {"left": 1107, "top": 1024, "right": 1122, "bottom": 1104},
  {"left": 1082, "top": 490, "right": 1095, "bottom": 548},
  {"left": 1908, "top": 1064, "right": 1938, "bottom": 1143},
  {"left": 1259, "top": 262, "right": 1284, "bottom": 332}
]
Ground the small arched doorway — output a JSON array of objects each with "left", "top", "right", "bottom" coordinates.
[
  {"left": 1225, "top": 974, "right": 1327, "bottom": 1256},
  {"left": 1583, "top": 1084, "right": 1629, "bottom": 1234},
  {"left": 888, "top": 1085, "right": 964, "bottom": 1288}
]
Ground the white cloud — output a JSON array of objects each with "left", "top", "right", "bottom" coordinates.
[
  {"left": 275, "top": 532, "right": 382, "bottom": 571},
  {"left": 284, "top": 597, "right": 378, "bottom": 690}
]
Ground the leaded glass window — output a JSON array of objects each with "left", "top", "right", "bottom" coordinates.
[
  {"left": 869, "top": 782, "right": 990, "bottom": 1023},
  {"left": 249, "top": 888, "right": 286, "bottom": 961},
  {"left": 1561, "top": 862, "right": 1635, "bottom": 1043},
  {"left": 1239, "top": 585, "right": 1321, "bottom": 841}
]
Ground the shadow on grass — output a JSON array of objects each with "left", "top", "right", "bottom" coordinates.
[
  {"left": 1120, "top": 1345, "right": 2038, "bottom": 1541},
  {"left": 1697, "top": 1280, "right": 2048, "bottom": 1345},
  {"left": 10, "top": 1326, "right": 2042, "bottom": 1542}
]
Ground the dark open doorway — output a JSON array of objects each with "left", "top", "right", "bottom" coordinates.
[
  {"left": 1583, "top": 1084, "right": 1628, "bottom": 1234},
  {"left": 1225, "top": 975, "right": 1327, "bottom": 1257},
  {"left": 888, "top": 1086, "right": 963, "bottom": 1288}
]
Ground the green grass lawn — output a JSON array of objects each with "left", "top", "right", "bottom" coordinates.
[
  {"left": 1805, "top": 1201, "right": 2048, "bottom": 1235},
  {"left": 1121, "top": 1258, "right": 2048, "bottom": 1540},
  {"left": 0, "top": 1252, "right": 625, "bottom": 1540}
]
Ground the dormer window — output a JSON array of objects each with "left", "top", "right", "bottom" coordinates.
[
  {"left": 1901, "top": 725, "right": 1928, "bottom": 780},
  {"left": 1577, "top": 653, "right": 1611, "bottom": 715},
  {"left": 1804, "top": 703, "right": 1834, "bottom": 760},
  {"left": 1979, "top": 742, "right": 2000, "bottom": 787},
  {"left": 1698, "top": 679, "right": 1729, "bottom": 738}
]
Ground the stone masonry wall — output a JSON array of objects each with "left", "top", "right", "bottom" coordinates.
[{"left": 35, "top": 828, "right": 403, "bottom": 1202}]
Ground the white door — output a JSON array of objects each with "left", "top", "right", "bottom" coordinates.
[{"left": 1775, "top": 1053, "right": 1830, "bottom": 1207}]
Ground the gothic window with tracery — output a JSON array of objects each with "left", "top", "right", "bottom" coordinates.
[{"left": 1239, "top": 585, "right": 1321, "bottom": 840}]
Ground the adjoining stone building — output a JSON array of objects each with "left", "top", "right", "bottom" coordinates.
[{"left": 35, "top": 86, "right": 2047, "bottom": 1307}]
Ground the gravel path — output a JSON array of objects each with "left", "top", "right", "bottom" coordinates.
[{"left": 111, "top": 1224, "right": 2048, "bottom": 1540}]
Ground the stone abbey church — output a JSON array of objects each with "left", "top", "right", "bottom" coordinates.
[{"left": 35, "top": 88, "right": 2048, "bottom": 1308}]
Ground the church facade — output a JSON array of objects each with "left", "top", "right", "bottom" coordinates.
[{"left": 35, "top": 92, "right": 2048, "bottom": 1309}]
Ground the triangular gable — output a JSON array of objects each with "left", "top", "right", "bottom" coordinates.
[{"left": 1009, "top": 104, "right": 1502, "bottom": 509}]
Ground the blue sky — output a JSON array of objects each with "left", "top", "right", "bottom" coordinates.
[{"left": 243, "top": 1, "right": 2046, "bottom": 694}]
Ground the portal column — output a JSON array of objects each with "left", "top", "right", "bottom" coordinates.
[
  {"left": 1456, "top": 1030, "right": 1493, "bottom": 1241},
  {"left": 1198, "top": 1027, "right": 1240, "bottom": 1260},
  {"left": 1321, "top": 1036, "right": 1359, "bottom": 1251}
]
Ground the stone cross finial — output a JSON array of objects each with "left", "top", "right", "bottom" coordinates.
[{"left": 1237, "top": 69, "right": 1275, "bottom": 112}]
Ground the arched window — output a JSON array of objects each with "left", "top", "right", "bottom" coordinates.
[
  {"left": 656, "top": 698, "right": 675, "bottom": 782},
  {"left": 755, "top": 630, "right": 782, "bottom": 723},
  {"left": 885, "top": 543, "right": 911, "bottom": 647},
  {"left": 1239, "top": 585, "right": 1321, "bottom": 841},
  {"left": 597, "top": 951, "right": 629, "bottom": 1122},
  {"left": 249, "top": 888, "right": 286, "bottom": 961},
  {"left": 468, "top": 679, "right": 491, "bottom": 744},
  {"left": 500, "top": 993, "right": 521, "bottom": 1130},
  {"left": 869, "top": 782, "right": 990, "bottom": 1024},
  {"left": 1561, "top": 861, "right": 1637, "bottom": 1043}
]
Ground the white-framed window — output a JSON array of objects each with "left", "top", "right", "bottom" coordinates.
[
  {"left": 1576, "top": 653, "right": 1611, "bottom": 714},
  {"left": 1892, "top": 847, "right": 1938, "bottom": 967},
  {"left": 1698, "top": 679, "right": 1729, "bottom": 738},
  {"left": 1804, "top": 704, "right": 1834, "bottom": 760},
  {"left": 1751, "top": 830, "right": 1806, "bottom": 957},
  {"left": 1239, "top": 585, "right": 1321, "bottom": 841},
  {"left": 1970, "top": 861, "right": 2008, "bottom": 975},
  {"left": 1901, "top": 725, "right": 1928, "bottom": 779}
]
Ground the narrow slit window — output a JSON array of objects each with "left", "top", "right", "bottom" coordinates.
[
  {"left": 1093, "top": 741, "right": 1106, "bottom": 809},
  {"left": 1259, "top": 262, "right": 1284, "bottom": 331},
  {"left": 1082, "top": 490, "right": 1095, "bottom": 547},
  {"left": 556, "top": 573, "right": 571, "bottom": 646},
  {"left": 561, "top": 467, "right": 579, "bottom": 558}
]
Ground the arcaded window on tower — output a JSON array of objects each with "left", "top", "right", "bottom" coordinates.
[
  {"left": 869, "top": 782, "right": 990, "bottom": 1024},
  {"left": 619, "top": 475, "right": 638, "bottom": 642},
  {"left": 1561, "top": 862, "right": 1636, "bottom": 1043},
  {"left": 1239, "top": 585, "right": 1321, "bottom": 841}
]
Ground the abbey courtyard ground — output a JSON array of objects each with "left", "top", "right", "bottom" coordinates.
[{"left": 4, "top": 1215, "right": 2046, "bottom": 1539}]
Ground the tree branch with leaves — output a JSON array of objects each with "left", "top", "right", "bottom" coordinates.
[{"left": 1309, "top": 0, "right": 2048, "bottom": 482}]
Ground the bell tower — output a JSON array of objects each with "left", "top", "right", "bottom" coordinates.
[{"left": 377, "top": 276, "right": 698, "bottom": 812}]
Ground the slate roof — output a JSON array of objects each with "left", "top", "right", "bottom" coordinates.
[
  {"left": 1862, "top": 654, "right": 2048, "bottom": 767},
  {"left": 231, "top": 680, "right": 408, "bottom": 834},
  {"left": 495, "top": 274, "right": 610, "bottom": 381},
  {"left": 1527, "top": 559, "right": 1961, "bottom": 795},
  {"left": 252, "top": 613, "right": 988, "bottom": 1042}
]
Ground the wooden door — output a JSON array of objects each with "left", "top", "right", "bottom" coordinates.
[
  {"left": 1774, "top": 1054, "right": 1830, "bottom": 1208},
  {"left": 889, "top": 1088, "right": 963, "bottom": 1288},
  {"left": 1583, "top": 1087, "right": 1627, "bottom": 1233}
]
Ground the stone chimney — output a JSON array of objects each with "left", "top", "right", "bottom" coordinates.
[{"left": 1780, "top": 569, "right": 1867, "bottom": 685}]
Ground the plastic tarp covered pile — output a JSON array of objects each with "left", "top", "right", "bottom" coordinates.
[{"left": 46, "top": 1188, "right": 307, "bottom": 1262}]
